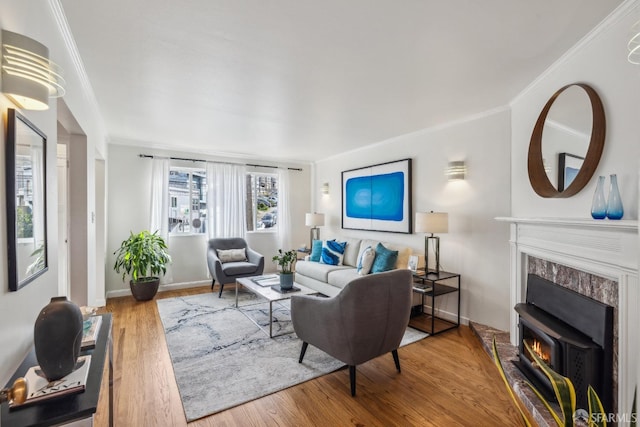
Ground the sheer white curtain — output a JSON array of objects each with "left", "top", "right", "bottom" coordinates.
[
  {"left": 206, "top": 163, "right": 247, "bottom": 239},
  {"left": 277, "top": 168, "right": 292, "bottom": 251},
  {"left": 150, "top": 158, "right": 172, "bottom": 283}
]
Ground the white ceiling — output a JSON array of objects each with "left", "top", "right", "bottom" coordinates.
[{"left": 59, "top": 0, "right": 622, "bottom": 163}]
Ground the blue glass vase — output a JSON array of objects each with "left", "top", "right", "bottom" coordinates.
[
  {"left": 590, "top": 176, "right": 606, "bottom": 219},
  {"left": 606, "top": 174, "right": 624, "bottom": 220}
]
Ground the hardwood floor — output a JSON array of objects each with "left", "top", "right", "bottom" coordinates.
[{"left": 96, "top": 286, "right": 523, "bottom": 426}]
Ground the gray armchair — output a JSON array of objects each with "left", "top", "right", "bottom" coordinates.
[
  {"left": 207, "top": 238, "right": 265, "bottom": 297},
  {"left": 291, "top": 269, "right": 412, "bottom": 396}
]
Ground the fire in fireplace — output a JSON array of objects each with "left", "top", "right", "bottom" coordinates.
[
  {"left": 515, "top": 274, "right": 614, "bottom": 413},
  {"left": 524, "top": 329, "right": 553, "bottom": 368},
  {"left": 529, "top": 339, "right": 550, "bottom": 365}
]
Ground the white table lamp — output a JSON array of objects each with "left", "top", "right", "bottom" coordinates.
[
  {"left": 305, "top": 213, "right": 325, "bottom": 247},
  {"left": 415, "top": 211, "right": 448, "bottom": 275}
]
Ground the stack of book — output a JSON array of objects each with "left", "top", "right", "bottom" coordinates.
[
  {"left": 10, "top": 355, "right": 91, "bottom": 408},
  {"left": 81, "top": 315, "right": 102, "bottom": 350},
  {"left": 251, "top": 274, "right": 280, "bottom": 287}
]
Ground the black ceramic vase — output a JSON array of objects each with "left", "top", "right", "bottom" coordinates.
[{"left": 34, "top": 296, "right": 83, "bottom": 380}]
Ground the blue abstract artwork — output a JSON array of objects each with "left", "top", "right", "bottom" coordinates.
[
  {"left": 341, "top": 158, "right": 412, "bottom": 233},
  {"left": 345, "top": 172, "right": 404, "bottom": 221},
  {"left": 564, "top": 167, "right": 579, "bottom": 188}
]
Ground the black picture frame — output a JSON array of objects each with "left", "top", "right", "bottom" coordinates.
[
  {"left": 6, "top": 108, "right": 48, "bottom": 291},
  {"left": 341, "top": 158, "right": 412, "bottom": 233}
]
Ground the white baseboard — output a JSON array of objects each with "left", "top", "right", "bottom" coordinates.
[
  {"left": 421, "top": 304, "right": 469, "bottom": 325},
  {"left": 106, "top": 280, "right": 211, "bottom": 300}
]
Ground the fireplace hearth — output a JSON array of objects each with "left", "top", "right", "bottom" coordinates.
[{"left": 515, "top": 274, "right": 614, "bottom": 412}]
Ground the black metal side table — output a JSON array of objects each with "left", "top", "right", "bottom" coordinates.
[
  {"left": 409, "top": 269, "right": 461, "bottom": 335},
  {"left": 2, "top": 313, "right": 113, "bottom": 427},
  {"left": 296, "top": 248, "right": 311, "bottom": 261}
]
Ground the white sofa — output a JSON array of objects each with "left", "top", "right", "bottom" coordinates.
[{"left": 294, "top": 237, "right": 412, "bottom": 297}]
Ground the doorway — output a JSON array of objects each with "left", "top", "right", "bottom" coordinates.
[{"left": 56, "top": 128, "right": 70, "bottom": 297}]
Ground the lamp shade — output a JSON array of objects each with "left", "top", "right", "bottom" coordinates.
[
  {"left": 415, "top": 212, "right": 448, "bottom": 234},
  {"left": 305, "top": 213, "right": 325, "bottom": 227}
]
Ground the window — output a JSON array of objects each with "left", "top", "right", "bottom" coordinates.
[
  {"left": 16, "top": 155, "right": 34, "bottom": 239},
  {"left": 246, "top": 173, "right": 278, "bottom": 231},
  {"left": 168, "top": 168, "right": 207, "bottom": 234}
]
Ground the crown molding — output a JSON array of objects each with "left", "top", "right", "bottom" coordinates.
[
  {"left": 510, "top": 0, "right": 639, "bottom": 107},
  {"left": 48, "top": 0, "right": 107, "bottom": 138}
]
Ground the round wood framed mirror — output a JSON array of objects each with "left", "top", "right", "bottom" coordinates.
[{"left": 528, "top": 83, "right": 605, "bottom": 198}]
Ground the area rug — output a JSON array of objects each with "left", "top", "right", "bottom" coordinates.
[{"left": 156, "top": 291, "right": 428, "bottom": 422}]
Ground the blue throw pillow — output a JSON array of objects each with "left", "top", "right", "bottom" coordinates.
[
  {"left": 371, "top": 243, "right": 398, "bottom": 273},
  {"left": 320, "top": 240, "right": 347, "bottom": 266},
  {"left": 310, "top": 239, "right": 323, "bottom": 262}
]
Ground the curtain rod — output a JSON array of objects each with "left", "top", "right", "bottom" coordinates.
[{"left": 138, "top": 154, "right": 302, "bottom": 171}]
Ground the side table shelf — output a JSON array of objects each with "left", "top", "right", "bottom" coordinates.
[
  {"left": 2, "top": 313, "right": 113, "bottom": 427},
  {"left": 409, "top": 270, "right": 461, "bottom": 336},
  {"left": 296, "top": 248, "right": 310, "bottom": 261}
]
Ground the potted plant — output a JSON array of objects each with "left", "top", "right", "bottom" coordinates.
[
  {"left": 113, "top": 230, "right": 171, "bottom": 301},
  {"left": 272, "top": 249, "right": 297, "bottom": 290}
]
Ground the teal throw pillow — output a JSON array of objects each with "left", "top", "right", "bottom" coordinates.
[
  {"left": 320, "top": 240, "right": 347, "bottom": 266},
  {"left": 371, "top": 243, "right": 398, "bottom": 273},
  {"left": 310, "top": 239, "right": 323, "bottom": 262}
]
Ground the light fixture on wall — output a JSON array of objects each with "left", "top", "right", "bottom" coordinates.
[
  {"left": 415, "top": 211, "right": 448, "bottom": 275},
  {"left": 1, "top": 30, "right": 65, "bottom": 110},
  {"left": 321, "top": 182, "right": 330, "bottom": 195},
  {"left": 446, "top": 161, "right": 466, "bottom": 181},
  {"left": 628, "top": 19, "right": 640, "bottom": 64},
  {"left": 305, "top": 212, "right": 325, "bottom": 248}
]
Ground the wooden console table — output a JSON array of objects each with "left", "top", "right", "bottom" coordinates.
[{"left": 1, "top": 313, "right": 113, "bottom": 427}]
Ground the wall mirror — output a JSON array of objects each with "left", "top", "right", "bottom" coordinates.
[
  {"left": 528, "top": 83, "right": 605, "bottom": 198},
  {"left": 6, "top": 109, "right": 48, "bottom": 291}
]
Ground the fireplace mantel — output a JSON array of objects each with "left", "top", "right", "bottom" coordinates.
[
  {"left": 496, "top": 216, "right": 637, "bottom": 231},
  {"left": 495, "top": 216, "right": 638, "bottom": 419}
]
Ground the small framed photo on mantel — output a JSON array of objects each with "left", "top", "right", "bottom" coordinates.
[{"left": 408, "top": 255, "right": 418, "bottom": 272}]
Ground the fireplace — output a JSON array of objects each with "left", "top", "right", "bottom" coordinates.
[
  {"left": 515, "top": 274, "right": 614, "bottom": 412},
  {"left": 496, "top": 216, "right": 637, "bottom": 424}
]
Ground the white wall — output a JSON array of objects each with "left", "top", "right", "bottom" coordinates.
[
  {"left": 0, "top": 2, "right": 107, "bottom": 384},
  {"left": 511, "top": 4, "right": 640, "bottom": 219},
  {"left": 105, "top": 143, "right": 311, "bottom": 297},
  {"left": 314, "top": 108, "right": 513, "bottom": 330}
]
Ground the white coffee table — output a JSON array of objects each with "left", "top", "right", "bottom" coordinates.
[{"left": 236, "top": 275, "right": 318, "bottom": 337}]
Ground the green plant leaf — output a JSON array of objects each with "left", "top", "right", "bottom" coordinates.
[
  {"left": 587, "top": 385, "right": 606, "bottom": 427},
  {"left": 272, "top": 248, "right": 297, "bottom": 274},
  {"left": 113, "top": 230, "right": 171, "bottom": 282},
  {"left": 523, "top": 382, "right": 564, "bottom": 426},
  {"left": 524, "top": 340, "right": 575, "bottom": 426},
  {"left": 491, "top": 337, "right": 533, "bottom": 427}
]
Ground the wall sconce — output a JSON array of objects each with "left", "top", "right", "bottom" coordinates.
[
  {"left": 628, "top": 19, "right": 640, "bottom": 64},
  {"left": 1, "top": 30, "right": 65, "bottom": 110},
  {"left": 321, "top": 182, "right": 330, "bottom": 195},
  {"left": 446, "top": 161, "right": 466, "bottom": 181}
]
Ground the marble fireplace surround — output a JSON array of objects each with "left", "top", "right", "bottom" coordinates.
[{"left": 496, "top": 217, "right": 639, "bottom": 419}]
